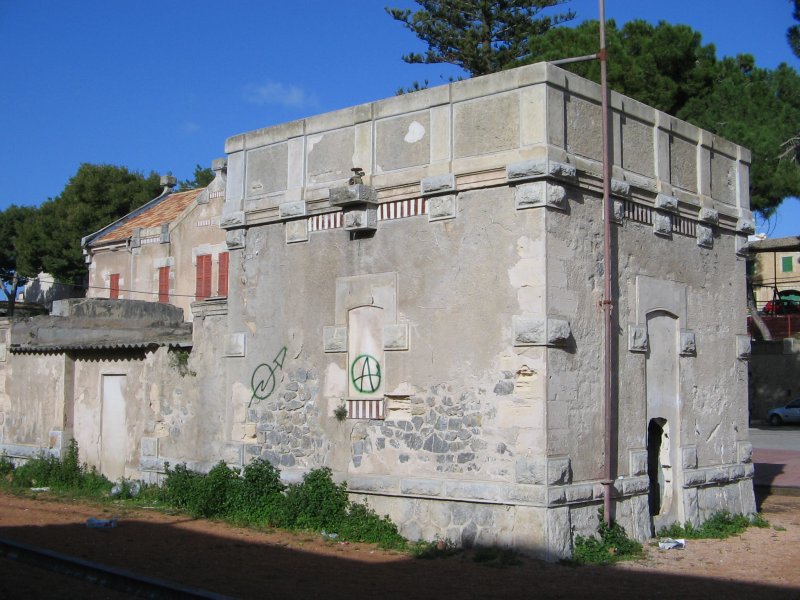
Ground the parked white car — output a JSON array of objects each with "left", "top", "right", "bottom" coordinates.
[{"left": 768, "top": 398, "right": 800, "bottom": 425}]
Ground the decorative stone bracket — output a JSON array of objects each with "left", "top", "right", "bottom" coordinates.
[
  {"left": 628, "top": 324, "right": 648, "bottom": 353},
  {"left": 420, "top": 173, "right": 456, "bottom": 196},
  {"left": 505, "top": 159, "right": 576, "bottom": 184},
  {"left": 679, "top": 330, "right": 696, "bottom": 356},
  {"left": 736, "top": 334, "right": 751, "bottom": 360},
  {"left": 514, "top": 181, "right": 567, "bottom": 211},
  {"left": 512, "top": 315, "right": 571, "bottom": 347},
  {"left": 329, "top": 184, "right": 378, "bottom": 233},
  {"left": 323, "top": 323, "right": 409, "bottom": 353}
]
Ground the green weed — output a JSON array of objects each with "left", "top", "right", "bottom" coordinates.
[
  {"left": 409, "top": 537, "right": 460, "bottom": 559},
  {"left": 572, "top": 509, "right": 643, "bottom": 565},
  {"left": 10, "top": 439, "right": 111, "bottom": 495},
  {"left": 0, "top": 453, "right": 14, "bottom": 478},
  {"left": 658, "top": 510, "right": 768, "bottom": 540}
]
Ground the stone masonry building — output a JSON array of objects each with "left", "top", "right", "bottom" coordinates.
[{"left": 0, "top": 63, "right": 756, "bottom": 559}]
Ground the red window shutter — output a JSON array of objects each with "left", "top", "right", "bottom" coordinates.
[
  {"left": 196, "top": 255, "right": 211, "bottom": 301},
  {"left": 158, "top": 266, "right": 170, "bottom": 303},
  {"left": 218, "top": 252, "right": 229, "bottom": 297},
  {"left": 110, "top": 273, "right": 120, "bottom": 299}
]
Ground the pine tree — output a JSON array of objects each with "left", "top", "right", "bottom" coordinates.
[{"left": 386, "top": 0, "right": 574, "bottom": 77}]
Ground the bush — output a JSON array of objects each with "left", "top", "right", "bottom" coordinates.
[
  {"left": 572, "top": 509, "right": 642, "bottom": 565},
  {"left": 10, "top": 439, "right": 111, "bottom": 494},
  {"left": 0, "top": 453, "right": 15, "bottom": 478},
  {"left": 658, "top": 510, "right": 768, "bottom": 539}
]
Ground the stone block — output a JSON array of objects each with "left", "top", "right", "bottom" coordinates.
[
  {"left": 384, "top": 323, "right": 409, "bottom": 350},
  {"left": 427, "top": 194, "right": 457, "bottom": 221},
  {"left": 696, "top": 224, "right": 714, "bottom": 248},
  {"left": 516, "top": 457, "right": 546, "bottom": 485},
  {"left": 329, "top": 184, "right": 377, "bottom": 206},
  {"left": 220, "top": 211, "right": 245, "bottom": 229},
  {"left": 736, "top": 218, "right": 755, "bottom": 234},
  {"left": 547, "top": 487, "right": 566, "bottom": 505},
  {"left": 223, "top": 443, "right": 244, "bottom": 467},
  {"left": 683, "top": 469, "right": 706, "bottom": 487},
  {"left": 737, "top": 441, "right": 753, "bottom": 464},
  {"left": 505, "top": 484, "right": 546, "bottom": 504},
  {"left": 621, "top": 477, "right": 649, "bottom": 495},
  {"left": 730, "top": 464, "right": 745, "bottom": 480},
  {"left": 512, "top": 315, "right": 571, "bottom": 346},
  {"left": 628, "top": 324, "right": 648, "bottom": 353},
  {"left": 736, "top": 334, "right": 751, "bottom": 360},
  {"left": 343, "top": 207, "right": 377, "bottom": 231},
  {"left": 348, "top": 476, "right": 398, "bottom": 493},
  {"left": 612, "top": 199, "right": 624, "bottom": 224},
  {"left": 141, "top": 437, "right": 158, "bottom": 458},
  {"left": 547, "top": 457, "right": 572, "bottom": 485},
  {"left": 655, "top": 194, "right": 678, "bottom": 212},
  {"left": 706, "top": 468, "right": 728, "bottom": 484},
  {"left": 681, "top": 445, "right": 698, "bottom": 470},
  {"left": 224, "top": 332, "right": 247, "bottom": 357},
  {"left": 609, "top": 178, "right": 629, "bottom": 196},
  {"left": 515, "top": 181, "right": 567, "bottom": 211},
  {"left": 506, "top": 159, "right": 576, "bottom": 183},
  {"left": 0, "top": 343, "right": 5, "bottom": 362},
  {"left": 699, "top": 207, "right": 719, "bottom": 224},
  {"left": 679, "top": 330, "right": 696, "bottom": 356},
  {"left": 226, "top": 229, "right": 246, "bottom": 249},
  {"left": 565, "top": 484, "right": 594, "bottom": 503},
  {"left": 420, "top": 173, "right": 455, "bottom": 195},
  {"left": 629, "top": 449, "right": 648, "bottom": 476},
  {"left": 279, "top": 200, "right": 307, "bottom": 219},
  {"left": 653, "top": 212, "right": 672, "bottom": 236},
  {"left": 323, "top": 326, "right": 347, "bottom": 353},
  {"left": 285, "top": 220, "right": 309, "bottom": 243},
  {"left": 444, "top": 481, "right": 503, "bottom": 502}
]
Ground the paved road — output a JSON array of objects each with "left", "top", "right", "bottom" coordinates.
[
  {"left": 749, "top": 425, "right": 800, "bottom": 451},
  {"left": 749, "top": 425, "right": 800, "bottom": 491}
]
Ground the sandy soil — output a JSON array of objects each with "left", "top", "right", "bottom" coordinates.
[{"left": 0, "top": 490, "right": 798, "bottom": 599}]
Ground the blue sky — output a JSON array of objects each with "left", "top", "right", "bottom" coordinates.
[{"left": 1, "top": 0, "right": 798, "bottom": 237}]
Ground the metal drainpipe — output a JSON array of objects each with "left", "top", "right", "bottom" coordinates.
[{"left": 598, "top": 0, "right": 616, "bottom": 527}]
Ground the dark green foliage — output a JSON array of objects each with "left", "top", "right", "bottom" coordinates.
[
  {"left": 658, "top": 510, "right": 768, "bottom": 540},
  {"left": 526, "top": 19, "right": 800, "bottom": 216},
  {"left": 0, "top": 453, "right": 14, "bottom": 477},
  {"left": 789, "top": 0, "right": 800, "bottom": 59},
  {"left": 178, "top": 165, "right": 215, "bottom": 191},
  {"left": 387, "top": 0, "right": 574, "bottom": 77},
  {"left": 13, "top": 164, "right": 163, "bottom": 284},
  {"left": 0, "top": 204, "right": 37, "bottom": 309},
  {"left": 10, "top": 439, "right": 111, "bottom": 495},
  {"left": 410, "top": 537, "right": 460, "bottom": 559},
  {"left": 276, "top": 467, "right": 350, "bottom": 531},
  {"left": 571, "top": 509, "right": 642, "bottom": 565},
  {"left": 159, "top": 462, "right": 406, "bottom": 548}
]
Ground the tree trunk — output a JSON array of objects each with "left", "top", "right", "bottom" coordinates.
[{"left": 748, "top": 295, "right": 771, "bottom": 341}]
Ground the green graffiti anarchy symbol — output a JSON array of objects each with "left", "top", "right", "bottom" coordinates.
[{"left": 351, "top": 354, "right": 381, "bottom": 394}]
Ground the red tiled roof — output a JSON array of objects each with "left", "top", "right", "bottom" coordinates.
[{"left": 92, "top": 188, "right": 204, "bottom": 245}]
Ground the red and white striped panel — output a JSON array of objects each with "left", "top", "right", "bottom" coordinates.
[
  {"left": 308, "top": 212, "right": 344, "bottom": 232},
  {"left": 196, "top": 219, "right": 212, "bottom": 228},
  {"left": 140, "top": 236, "right": 160, "bottom": 246},
  {"left": 378, "top": 198, "right": 427, "bottom": 221},
  {"left": 208, "top": 190, "right": 225, "bottom": 199},
  {"left": 347, "top": 399, "right": 385, "bottom": 420}
]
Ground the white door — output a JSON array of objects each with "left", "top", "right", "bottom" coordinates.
[{"left": 101, "top": 375, "right": 126, "bottom": 480}]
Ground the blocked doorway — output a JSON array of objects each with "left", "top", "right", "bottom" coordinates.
[{"left": 100, "top": 374, "right": 127, "bottom": 480}]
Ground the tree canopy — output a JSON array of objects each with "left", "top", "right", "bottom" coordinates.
[
  {"left": 525, "top": 19, "right": 800, "bottom": 216},
  {"left": 386, "top": 0, "right": 575, "bottom": 76},
  {"left": 178, "top": 164, "right": 215, "bottom": 191},
  {"left": 789, "top": 0, "right": 800, "bottom": 59},
  {"left": 14, "top": 164, "right": 162, "bottom": 285}
]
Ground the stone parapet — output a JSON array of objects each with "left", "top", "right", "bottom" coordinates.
[{"left": 223, "top": 62, "right": 749, "bottom": 237}]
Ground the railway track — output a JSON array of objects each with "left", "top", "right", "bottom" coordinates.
[{"left": 0, "top": 536, "right": 234, "bottom": 599}]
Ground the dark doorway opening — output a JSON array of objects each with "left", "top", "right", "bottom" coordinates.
[{"left": 647, "top": 418, "right": 666, "bottom": 517}]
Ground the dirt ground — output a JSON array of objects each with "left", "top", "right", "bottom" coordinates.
[{"left": 1, "top": 490, "right": 799, "bottom": 600}]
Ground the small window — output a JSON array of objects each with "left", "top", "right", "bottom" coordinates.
[
  {"left": 110, "top": 273, "right": 120, "bottom": 299},
  {"left": 218, "top": 252, "right": 229, "bottom": 297},
  {"left": 158, "top": 266, "right": 170, "bottom": 303},
  {"left": 782, "top": 256, "right": 794, "bottom": 273},
  {"left": 195, "top": 255, "right": 212, "bottom": 301}
]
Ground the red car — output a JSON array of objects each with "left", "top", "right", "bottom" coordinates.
[{"left": 763, "top": 289, "right": 800, "bottom": 315}]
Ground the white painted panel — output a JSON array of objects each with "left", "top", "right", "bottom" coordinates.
[
  {"left": 101, "top": 375, "right": 126, "bottom": 480},
  {"left": 347, "top": 306, "right": 385, "bottom": 399}
]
